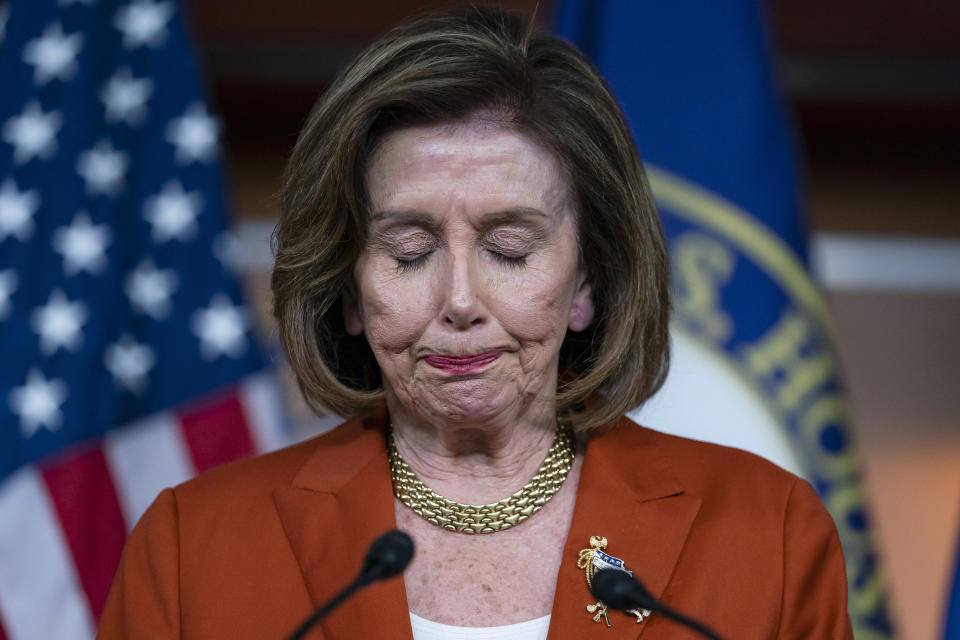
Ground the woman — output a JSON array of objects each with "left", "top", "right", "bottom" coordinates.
[{"left": 100, "top": 8, "right": 852, "bottom": 639}]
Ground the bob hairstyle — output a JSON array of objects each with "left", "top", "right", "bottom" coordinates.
[{"left": 273, "top": 7, "right": 670, "bottom": 431}]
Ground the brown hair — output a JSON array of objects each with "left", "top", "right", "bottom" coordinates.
[{"left": 272, "top": 7, "right": 670, "bottom": 431}]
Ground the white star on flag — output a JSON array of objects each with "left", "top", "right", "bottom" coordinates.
[
  {"left": 52, "top": 212, "right": 113, "bottom": 276},
  {"left": 143, "top": 180, "right": 203, "bottom": 243},
  {"left": 0, "top": 178, "right": 40, "bottom": 242},
  {"left": 114, "top": 0, "right": 173, "bottom": 49},
  {"left": 165, "top": 102, "right": 220, "bottom": 164},
  {"left": 0, "top": 270, "right": 17, "bottom": 320},
  {"left": 104, "top": 334, "right": 156, "bottom": 394},
  {"left": 9, "top": 368, "right": 70, "bottom": 438},
  {"left": 30, "top": 289, "right": 89, "bottom": 355},
  {"left": 212, "top": 230, "right": 243, "bottom": 271},
  {"left": 76, "top": 138, "right": 129, "bottom": 196},
  {"left": 124, "top": 259, "right": 179, "bottom": 320},
  {"left": 101, "top": 66, "right": 153, "bottom": 126},
  {"left": 22, "top": 22, "right": 84, "bottom": 85},
  {"left": 191, "top": 293, "right": 249, "bottom": 360},
  {"left": 2, "top": 100, "right": 62, "bottom": 165}
]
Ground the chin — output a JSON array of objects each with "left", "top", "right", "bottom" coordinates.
[{"left": 422, "top": 381, "right": 517, "bottom": 426}]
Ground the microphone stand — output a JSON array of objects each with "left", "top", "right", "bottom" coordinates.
[
  {"left": 640, "top": 599, "right": 724, "bottom": 640},
  {"left": 287, "top": 530, "right": 414, "bottom": 640},
  {"left": 590, "top": 568, "right": 725, "bottom": 640},
  {"left": 287, "top": 572, "right": 376, "bottom": 640}
]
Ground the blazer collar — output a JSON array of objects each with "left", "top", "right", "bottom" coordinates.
[
  {"left": 547, "top": 417, "right": 702, "bottom": 639},
  {"left": 273, "top": 412, "right": 700, "bottom": 640},
  {"left": 273, "top": 408, "right": 414, "bottom": 640}
]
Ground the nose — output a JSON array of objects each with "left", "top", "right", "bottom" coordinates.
[{"left": 439, "top": 250, "right": 486, "bottom": 330}]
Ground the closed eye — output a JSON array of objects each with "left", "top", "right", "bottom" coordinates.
[
  {"left": 395, "top": 252, "right": 432, "bottom": 273},
  {"left": 483, "top": 226, "right": 539, "bottom": 268},
  {"left": 489, "top": 251, "right": 527, "bottom": 268}
]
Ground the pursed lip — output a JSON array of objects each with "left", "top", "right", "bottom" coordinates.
[{"left": 423, "top": 350, "right": 502, "bottom": 373}]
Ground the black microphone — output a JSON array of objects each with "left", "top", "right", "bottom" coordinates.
[
  {"left": 590, "top": 569, "right": 725, "bottom": 640},
  {"left": 287, "top": 530, "right": 414, "bottom": 640},
  {"left": 357, "top": 529, "right": 415, "bottom": 585}
]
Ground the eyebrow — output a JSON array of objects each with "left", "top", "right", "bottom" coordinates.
[
  {"left": 477, "top": 207, "right": 551, "bottom": 229},
  {"left": 369, "top": 208, "right": 435, "bottom": 225},
  {"left": 368, "top": 207, "right": 551, "bottom": 229}
]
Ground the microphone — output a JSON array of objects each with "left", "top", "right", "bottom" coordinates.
[
  {"left": 287, "top": 530, "right": 414, "bottom": 640},
  {"left": 357, "top": 529, "right": 415, "bottom": 585},
  {"left": 590, "top": 569, "right": 724, "bottom": 640}
]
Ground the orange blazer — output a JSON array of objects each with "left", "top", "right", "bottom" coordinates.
[{"left": 99, "top": 411, "right": 853, "bottom": 639}]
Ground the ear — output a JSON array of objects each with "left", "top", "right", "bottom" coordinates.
[
  {"left": 342, "top": 288, "right": 364, "bottom": 336},
  {"left": 567, "top": 270, "right": 594, "bottom": 332}
]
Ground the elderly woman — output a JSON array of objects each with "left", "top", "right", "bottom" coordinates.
[{"left": 100, "top": 8, "right": 852, "bottom": 639}]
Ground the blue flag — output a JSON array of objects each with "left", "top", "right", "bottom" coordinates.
[
  {"left": 556, "top": 1, "right": 894, "bottom": 637},
  {"left": 0, "top": 1, "right": 286, "bottom": 636},
  {"left": 0, "top": 0, "right": 267, "bottom": 480},
  {"left": 947, "top": 545, "right": 960, "bottom": 639}
]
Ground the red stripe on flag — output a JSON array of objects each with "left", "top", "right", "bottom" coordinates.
[
  {"left": 178, "top": 391, "right": 257, "bottom": 473},
  {"left": 0, "top": 613, "right": 9, "bottom": 640},
  {"left": 41, "top": 446, "right": 127, "bottom": 621}
]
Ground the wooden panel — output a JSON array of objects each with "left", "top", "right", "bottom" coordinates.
[
  {"left": 186, "top": 0, "right": 551, "bottom": 39},
  {"left": 768, "top": 0, "right": 960, "bottom": 55}
]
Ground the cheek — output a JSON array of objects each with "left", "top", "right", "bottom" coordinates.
[
  {"left": 359, "top": 271, "right": 436, "bottom": 353},
  {"left": 495, "top": 269, "right": 575, "bottom": 342}
]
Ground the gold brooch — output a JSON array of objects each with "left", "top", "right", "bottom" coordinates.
[{"left": 577, "top": 536, "right": 652, "bottom": 627}]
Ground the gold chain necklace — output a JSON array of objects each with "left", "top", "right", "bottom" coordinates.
[{"left": 388, "top": 423, "right": 575, "bottom": 534}]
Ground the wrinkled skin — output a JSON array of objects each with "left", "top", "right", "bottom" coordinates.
[{"left": 346, "top": 117, "right": 593, "bottom": 490}]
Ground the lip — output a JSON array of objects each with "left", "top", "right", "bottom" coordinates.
[{"left": 424, "top": 350, "right": 502, "bottom": 374}]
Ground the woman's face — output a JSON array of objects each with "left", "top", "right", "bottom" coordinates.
[{"left": 347, "top": 119, "right": 593, "bottom": 428}]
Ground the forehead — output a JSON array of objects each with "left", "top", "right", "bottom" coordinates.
[{"left": 364, "top": 119, "right": 571, "bottom": 214}]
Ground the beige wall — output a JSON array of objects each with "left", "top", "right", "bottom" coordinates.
[{"left": 830, "top": 291, "right": 960, "bottom": 640}]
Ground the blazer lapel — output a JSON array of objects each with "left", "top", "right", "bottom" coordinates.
[
  {"left": 272, "top": 413, "right": 698, "bottom": 640},
  {"left": 549, "top": 419, "right": 702, "bottom": 640},
  {"left": 273, "top": 412, "right": 414, "bottom": 640}
]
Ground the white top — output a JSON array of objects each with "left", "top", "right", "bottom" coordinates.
[{"left": 409, "top": 612, "right": 551, "bottom": 640}]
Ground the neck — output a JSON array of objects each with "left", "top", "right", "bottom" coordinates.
[{"left": 386, "top": 396, "right": 559, "bottom": 505}]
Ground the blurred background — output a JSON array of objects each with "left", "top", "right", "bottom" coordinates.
[
  {"left": 1, "top": 0, "right": 957, "bottom": 638},
  {"left": 184, "top": 1, "right": 960, "bottom": 638}
]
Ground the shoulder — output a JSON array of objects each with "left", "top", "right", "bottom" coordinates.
[
  {"left": 595, "top": 415, "right": 813, "bottom": 525},
  {"left": 613, "top": 415, "right": 801, "bottom": 488},
  {"left": 175, "top": 431, "right": 320, "bottom": 499},
  {"left": 593, "top": 418, "right": 852, "bottom": 636},
  {"left": 168, "top": 412, "right": 382, "bottom": 521},
  {"left": 105, "top": 416, "right": 388, "bottom": 636}
]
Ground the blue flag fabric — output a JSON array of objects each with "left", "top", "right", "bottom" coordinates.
[
  {"left": 555, "top": 1, "right": 894, "bottom": 637},
  {"left": 0, "top": 1, "right": 286, "bottom": 636},
  {"left": 947, "top": 545, "right": 960, "bottom": 639},
  {"left": 0, "top": 0, "right": 265, "bottom": 483}
]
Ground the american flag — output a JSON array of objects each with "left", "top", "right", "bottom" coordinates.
[{"left": 0, "top": 1, "right": 292, "bottom": 637}]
